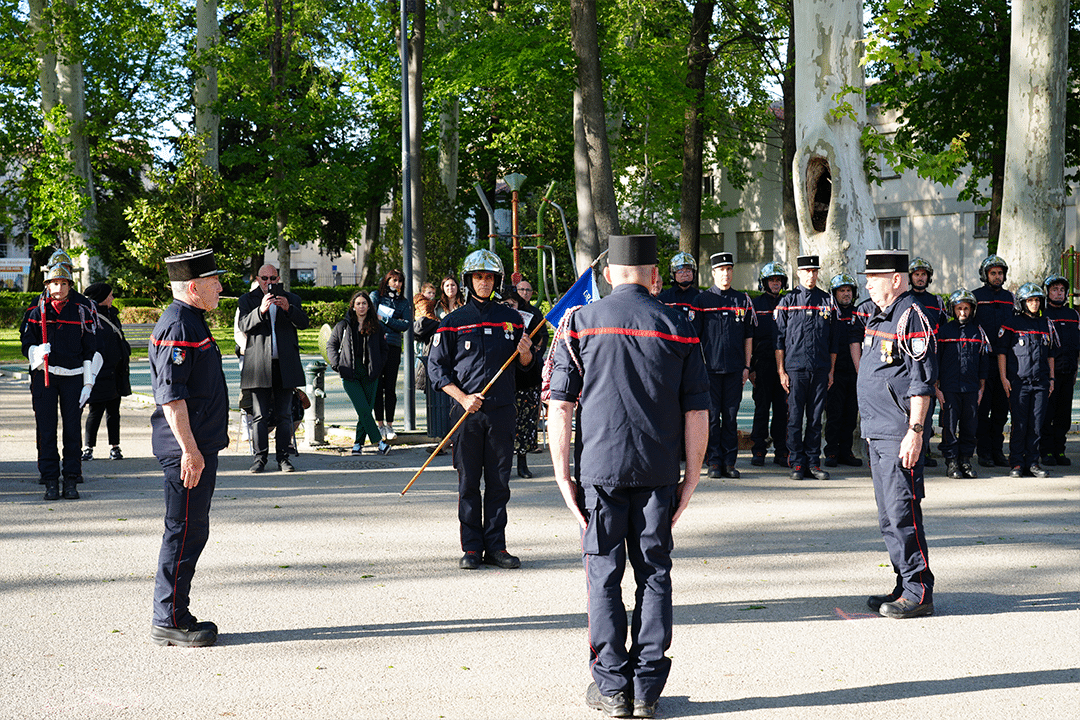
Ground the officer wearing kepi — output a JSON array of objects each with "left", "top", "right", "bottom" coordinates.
[
  {"left": 656, "top": 251, "right": 701, "bottom": 316},
  {"left": 548, "top": 234, "right": 709, "bottom": 719},
  {"left": 148, "top": 249, "right": 229, "bottom": 647},
  {"left": 427, "top": 249, "right": 534, "bottom": 571},
  {"left": 858, "top": 250, "right": 937, "bottom": 620},
  {"left": 749, "top": 262, "right": 789, "bottom": 466},
  {"left": 774, "top": 254, "right": 839, "bottom": 480},
  {"left": 692, "top": 252, "right": 755, "bottom": 478}
]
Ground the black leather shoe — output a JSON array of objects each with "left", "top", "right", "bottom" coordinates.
[
  {"left": 483, "top": 550, "right": 521, "bottom": 569},
  {"left": 249, "top": 458, "right": 266, "bottom": 474},
  {"left": 517, "top": 454, "right": 533, "bottom": 478},
  {"left": 923, "top": 456, "right": 938, "bottom": 468},
  {"left": 750, "top": 454, "right": 765, "bottom": 466},
  {"left": 459, "top": 551, "right": 482, "bottom": 570},
  {"left": 586, "top": 682, "right": 631, "bottom": 718},
  {"left": 790, "top": 465, "right": 804, "bottom": 481},
  {"left": 1041, "top": 455, "right": 1056, "bottom": 467},
  {"left": 278, "top": 458, "right": 295, "bottom": 473},
  {"left": 839, "top": 455, "right": 864, "bottom": 467},
  {"left": 150, "top": 619, "right": 218, "bottom": 647},
  {"left": 823, "top": 455, "right": 838, "bottom": 467},
  {"left": 805, "top": 466, "right": 830, "bottom": 480},
  {"left": 959, "top": 459, "right": 978, "bottom": 479},
  {"left": 993, "top": 453, "right": 1010, "bottom": 467},
  {"left": 867, "top": 593, "right": 900, "bottom": 611},
  {"left": 879, "top": 597, "right": 934, "bottom": 619},
  {"left": 945, "top": 459, "right": 962, "bottom": 479},
  {"left": 977, "top": 455, "right": 995, "bottom": 468},
  {"left": 81, "top": 447, "right": 93, "bottom": 461},
  {"left": 708, "top": 466, "right": 722, "bottom": 478},
  {"left": 1029, "top": 464, "right": 1049, "bottom": 478},
  {"left": 633, "top": 698, "right": 658, "bottom": 718},
  {"left": 1055, "top": 454, "right": 1071, "bottom": 466},
  {"left": 721, "top": 466, "right": 740, "bottom": 479},
  {"left": 62, "top": 482, "right": 80, "bottom": 500},
  {"left": 1009, "top": 466, "right": 1025, "bottom": 478},
  {"left": 44, "top": 482, "right": 60, "bottom": 501},
  {"left": 773, "top": 453, "right": 788, "bottom": 466}
]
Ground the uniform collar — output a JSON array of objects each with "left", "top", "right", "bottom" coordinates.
[{"left": 612, "top": 283, "right": 650, "bottom": 295}]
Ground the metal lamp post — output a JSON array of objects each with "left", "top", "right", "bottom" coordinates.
[{"left": 504, "top": 172, "right": 526, "bottom": 285}]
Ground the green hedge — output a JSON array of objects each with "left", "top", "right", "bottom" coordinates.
[{"left": 292, "top": 285, "right": 374, "bottom": 303}]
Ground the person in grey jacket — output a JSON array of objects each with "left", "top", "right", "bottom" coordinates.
[
  {"left": 236, "top": 264, "right": 310, "bottom": 473},
  {"left": 369, "top": 269, "right": 413, "bottom": 440},
  {"left": 328, "top": 290, "right": 390, "bottom": 455}
]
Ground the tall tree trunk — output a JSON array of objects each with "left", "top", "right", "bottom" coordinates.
[
  {"left": 407, "top": 2, "right": 426, "bottom": 288},
  {"left": 195, "top": 0, "right": 220, "bottom": 172},
  {"left": 437, "top": 0, "right": 459, "bottom": 203},
  {"left": 792, "top": 0, "right": 878, "bottom": 281},
  {"left": 780, "top": 0, "right": 799, "bottom": 270},
  {"left": 570, "top": 0, "right": 620, "bottom": 252},
  {"left": 572, "top": 86, "right": 598, "bottom": 274},
  {"left": 996, "top": 0, "right": 1069, "bottom": 284},
  {"left": 679, "top": 1, "right": 713, "bottom": 260},
  {"left": 277, "top": 209, "right": 290, "bottom": 288},
  {"left": 29, "top": 0, "right": 58, "bottom": 116},
  {"left": 267, "top": 0, "right": 292, "bottom": 288}
]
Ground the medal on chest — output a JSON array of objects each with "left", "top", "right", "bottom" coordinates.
[
  {"left": 504, "top": 321, "right": 513, "bottom": 340},
  {"left": 880, "top": 339, "right": 894, "bottom": 364}
]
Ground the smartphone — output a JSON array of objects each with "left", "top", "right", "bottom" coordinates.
[{"left": 268, "top": 282, "right": 284, "bottom": 297}]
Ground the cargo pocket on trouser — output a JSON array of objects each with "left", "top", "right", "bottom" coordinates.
[{"left": 581, "top": 485, "right": 603, "bottom": 556}]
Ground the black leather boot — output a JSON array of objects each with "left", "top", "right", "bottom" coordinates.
[
  {"left": 945, "top": 458, "right": 962, "bottom": 479},
  {"left": 62, "top": 481, "right": 80, "bottom": 499},
  {"left": 44, "top": 481, "right": 60, "bottom": 501},
  {"left": 517, "top": 453, "right": 533, "bottom": 478}
]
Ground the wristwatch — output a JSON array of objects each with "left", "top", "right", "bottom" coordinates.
[{"left": 908, "top": 423, "right": 924, "bottom": 433}]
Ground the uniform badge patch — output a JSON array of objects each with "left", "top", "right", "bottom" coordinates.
[
  {"left": 998, "top": 327, "right": 1005, "bottom": 337},
  {"left": 432, "top": 334, "right": 441, "bottom": 347},
  {"left": 688, "top": 310, "right": 695, "bottom": 321},
  {"left": 171, "top": 347, "right": 186, "bottom": 365},
  {"left": 912, "top": 338, "right": 926, "bottom": 355},
  {"left": 465, "top": 340, "right": 472, "bottom": 351}
]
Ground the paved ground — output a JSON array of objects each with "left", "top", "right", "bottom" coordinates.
[{"left": 0, "top": 373, "right": 1076, "bottom": 720}]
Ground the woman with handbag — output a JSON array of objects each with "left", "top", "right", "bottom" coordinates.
[
  {"left": 327, "top": 291, "right": 391, "bottom": 455},
  {"left": 369, "top": 269, "right": 413, "bottom": 440}
]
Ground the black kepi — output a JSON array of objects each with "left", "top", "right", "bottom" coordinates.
[
  {"left": 863, "top": 249, "right": 909, "bottom": 274},
  {"left": 710, "top": 252, "right": 734, "bottom": 268},
  {"left": 796, "top": 254, "right": 820, "bottom": 270},
  {"left": 166, "top": 249, "right": 226, "bottom": 282},
  {"left": 608, "top": 234, "right": 657, "bottom": 266}
]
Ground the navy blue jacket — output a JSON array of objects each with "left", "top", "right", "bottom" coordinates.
[
  {"left": 834, "top": 303, "right": 858, "bottom": 375},
  {"left": 910, "top": 290, "right": 946, "bottom": 334},
  {"left": 973, "top": 285, "right": 1015, "bottom": 350},
  {"left": 937, "top": 319, "right": 990, "bottom": 393},
  {"left": 774, "top": 285, "right": 840, "bottom": 372},
  {"left": 750, "top": 292, "right": 782, "bottom": 374},
  {"left": 996, "top": 312, "right": 1058, "bottom": 387},
  {"left": 20, "top": 292, "right": 99, "bottom": 371},
  {"left": 369, "top": 290, "right": 413, "bottom": 348},
  {"left": 857, "top": 291, "right": 938, "bottom": 441},
  {"left": 149, "top": 299, "right": 230, "bottom": 458},
  {"left": 548, "top": 283, "right": 710, "bottom": 488},
  {"left": 656, "top": 284, "right": 701, "bottom": 318},
  {"left": 427, "top": 295, "right": 529, "bottom": 410},
  {"left": 1045, "top": 302, "right": 1080, "bottom": 376},
  {"left": 692, "top": 286, "right": 755, "bottom": 374}
]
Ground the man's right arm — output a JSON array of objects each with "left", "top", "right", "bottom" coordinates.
[
  {"left": 673, "top": 409, "right": 708, "bottom": 527},
  {"left": 161, "top": 399, "right": 205, "bottom": 489},
  {"left": 548, "top": 399, "right": 586, "bottom": 528}
]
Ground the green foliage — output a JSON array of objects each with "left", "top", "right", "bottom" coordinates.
[
  {"left": 29, "top": 108, "right": 92, "bottom": 249},
  {"left": 117, "top": 305, "right": 163, "bottom": 325}
]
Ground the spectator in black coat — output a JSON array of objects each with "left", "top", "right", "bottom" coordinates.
[
  {"left": 327, "top": 290, "right": 390, "bottom": 455},
  {"left": 82, "top": 283, "right": 132, "bottom": 461}
]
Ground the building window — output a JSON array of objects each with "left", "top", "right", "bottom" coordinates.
[
  {"left": 879, "top": 217, "right": 902, "bottom": 250},
  {"left": 736, "top": 230, "right": 773, "bottom": 262},
  {"left": 974, "top": 211, "right": 990, "bottom": 238},
  {"left": 702, "top": 175, "right": 715, "bottom": 198}
]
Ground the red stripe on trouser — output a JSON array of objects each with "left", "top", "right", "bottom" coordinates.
[
  {"left": 907, "top": 467, "right": 930, "bottom": 604},
  {"left": 172, "top": 487, "right": 191, "bottom": 627}
]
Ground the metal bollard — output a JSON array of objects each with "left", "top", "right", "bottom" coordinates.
[{"left": 304, "top": 360, "right": 327, "bottom": 447}]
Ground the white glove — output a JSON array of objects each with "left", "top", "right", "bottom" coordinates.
[
  {"left": 79, "top": 384, "right": 92, "bottom": 408},
  {"left": 29, "top": 343, "right": 51, "bottom": 370}
]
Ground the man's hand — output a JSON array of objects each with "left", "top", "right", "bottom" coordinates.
[
  {"left": 29, "top": 343, "right": 51, "bottom": 370},
  {"left": 180, "top": 448, "right": 206, "bottom": 489},
  {"left": 517, "top": 336, "right": 533, "bottom": 366},
  {"left": 461, "top": 392, "right": 484, "bottom": 414},
  {"left": 899, "top": 429, "right": 922, "bottom": 469},
  {"left": 827, "top": 370, "right": 835, "bottom": 390},
  {"left": 748, "top": 370, "right": 756, "bottom": 387},
  {"left": 1002, "top": 377, "right": 1011, "bottom": 398},
  {"left": 741, "top": 368, "right": 750, "bottom": 386},
  {"left": 779, "top": 370, "right": 790, "bottom": 393},
  {"left": 935, "top": 388, "right": 946, "bottom": 406}
]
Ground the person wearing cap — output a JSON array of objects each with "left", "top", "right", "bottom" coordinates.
[
  {"left": 691, "top": 252, "right": 755, "bottom": 478},
  {"left": 20, "top": 261, "right": 101, "bottom": 500},
  {"left": 996, "top": 283, "right": 1059, "bottom": 478},
  {"left": 427, "top": 249, "right": 535, "bottom": 571},
  {"left": 858, "top": 249, "right": 937, "bottom": 619},
  {"left": 823, "top": 272, "right": 863, "bottom": 467},
  {"left": 749, "top": 262, "right": 789, "bottom": 466},
  {"left": 548, "top": 234, "right": 709, "bottom": 719},
  {"left": 973, "top": 255, "right": 1015, "bottom": 467},
  {"left": 81, "top": 282, "right": 132, "bottom": 462},
  {"left": 935, "top": 289, "right": 990, "bottom": 479},
  {"left": 148, "top": 249, "right": 229, "bottom": 647},
  {"left": 1040, "top": 274, "right": 1078, "bottom": 466},
  {"left": 656, "top": 251, "right": 701, "bottom": 315},
  {"left": 773, "top": 254, "right": 839, "bottom": 481}
]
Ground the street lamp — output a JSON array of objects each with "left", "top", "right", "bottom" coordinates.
[{"left": 503, "top": 172, "right": 526, "bottom": 284}]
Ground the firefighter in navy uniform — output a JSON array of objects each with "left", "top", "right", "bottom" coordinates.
[
  {"left": 858, "top": 250, "right": 937, "bottom": 620},
  {"left": 656, "top": 251, "right": 701, "bottom": 316},
  {"left": 907, "top": 258, "right": 946, "bottom": 467},
  {"left": 774, "top": 255, "right": 839, "bottom": 481},
  {"left": 997, "top": 283, "right": 1059, "bottom": 478},
  {"left": 427, "top": 249, "right": 535, "bottom": 571},
  {"left": 973, "top": 255, "right": 1015, "bottom": 467},
  {"left": 823, "top": 272, "right": 863, "bottom": 467},
  {"left": 1040, "top": 274, "right": 1079, "bottom": 466},
  {"left": 148, "top": 249, "right": 229, "bottom": 648},
  {"left": 749, "top": 262, "right": 789, "bottom": 466},
  {"left": 935, "top": 289, "right": 990, "bottom": 479},
  {"left": 692, "top": 252, "right": 755, "bottom": 478},
  {"left": 20, "top": 261, "right": 101, "bottom": 500},
  {"left": 547, "top": 234, "right": 709, "bottom": 719}
]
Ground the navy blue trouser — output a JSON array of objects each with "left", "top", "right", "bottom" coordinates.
[
  {"left": 451, "top": 403, "right": 514, "bottom": 553},
  {"left": 867, "top": 439, "right": 933, "bottom": 604},
  {"left": 823, "top": 371, "right": 858, "bottom": 459},
  {"left": 1007, "top": 379, "right": 1048, "bottom": 467},
  {"left": 1041, "top": 371, "right": 1075, "bottom": 457},
  {"left": 977, "top": 367, "right": 1010, "bottom": 459},
  {"left": 251, "top": 361, "right": 294, "bottom": 462},
  {"left": 939, "top": 391, "right": 978, "bottom": 460},
  {"left": 582, "top": 483, "right": 676, "bottom": 705},
  {"left": 31, "top": 371, "right": 83, "bottom": 484},
  {"left": 751, "top": 368, "right": 788, "bottom": 458},
  {"left": 707, "top": 372, "right": 742, "bottom": 468},
  {"left": 786, "top": 369, "right": 828, "bottom": 468},
  {"left": 154, "top": 452, "right": 217, "bottom": 628}
]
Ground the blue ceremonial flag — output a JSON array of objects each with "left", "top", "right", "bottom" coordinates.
[{"left": 545, "top": 267, "right": 599, "bottom": 328}]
